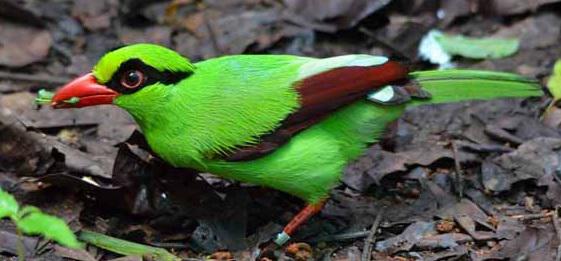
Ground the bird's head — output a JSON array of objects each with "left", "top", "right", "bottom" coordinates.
[{"left": 51, "top": 43, "right": 194, "bottom": 110}]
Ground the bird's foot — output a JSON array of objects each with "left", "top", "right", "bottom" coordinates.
[
  {"left": 273, "top": 231, "right": 291, "bottom": 246},
  {"left": 255, "top": 200, "right": 326, "bottom": 260},
  {"left": 255, "top": 239, "right": 280, "bottom": 260},
  {"left": 273, "top": 200, "right": 327, "bottom": 246}
]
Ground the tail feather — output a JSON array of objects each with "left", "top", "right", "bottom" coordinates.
[{"left": 408, "top": 69, "right": 543, "bottom": 106}]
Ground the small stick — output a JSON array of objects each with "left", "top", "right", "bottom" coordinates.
[
  {"left": 0, "top": 71, "right": 70, "bottom": 86},
  {"left": 361, "top": 211, "right": 384, "bottom": 261},
  {"left": 484, "top": 126, "right": 524, "bottom": 145},
  {"left": 310, "top": 231, "right": 371, "bottom": 243},
  {"left": 509, "top": 211, "right": 554, "bottom": 221},
  {"left": 148, "top": 242, "right": 188, "bottom": 250},
  {"left": 552, "top": 207, "right": 561, "bottom": 261},
  {"left": 451, "top": 141, "right": 463, "bottom": 199}
]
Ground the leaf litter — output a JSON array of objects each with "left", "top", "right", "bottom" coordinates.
[{"left": 1, "top": 0, "right": 561, "bottom": 260}]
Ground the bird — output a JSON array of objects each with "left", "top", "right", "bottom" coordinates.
[{"left": 47, "top": 43, "right": 542, "bottom": 246}]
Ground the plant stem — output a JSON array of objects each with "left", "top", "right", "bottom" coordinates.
[
  {"left": 79, "top": 230, "right": 181, "bottom": 261},
  {"left": 16, "top": 228, "right": 25, "bottom": 261}
]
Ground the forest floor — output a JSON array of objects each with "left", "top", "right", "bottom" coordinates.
[{"left": 2, "top": 0, "right": 561, "bottom": 260}]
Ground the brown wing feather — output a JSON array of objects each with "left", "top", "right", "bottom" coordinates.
[
  {"left": 223, "top": 60, "right": 409, "bottom": 161},
  {"left": 286, "top": 61, "right": 408, "bottom": 124}
]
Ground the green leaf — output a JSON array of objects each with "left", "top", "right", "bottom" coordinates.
[
  {"left": 548, "top": 59, "right": 561, "bottom": 101},
  {"left": 64, "top": 97, "right": 80, "bottom": 104},
  {"left": 17, "top": 206, "right": 81, "bottom": 248},
  {"left": 79, "top": 230, "right": 180, "bottom": 261},
  {"left": 434, "top": 32, "right": 519, "bottom": 59},
  {"left": 35, "top": 89, "right": 55, "bottom": 105},
  {"left": 0, "top": 188, "right": 19, "bottom": 220}
]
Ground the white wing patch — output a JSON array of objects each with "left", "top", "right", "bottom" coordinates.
[
  {"left": 367, "top": 85, "right": 395, "bottom": 103},
  {"left": 298, "top": 55, "right": 388, "bottom": 80}
]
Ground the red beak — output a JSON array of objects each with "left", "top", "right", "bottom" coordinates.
[{"left": 52, "top": 73, "right": 118, "bottom": 108}]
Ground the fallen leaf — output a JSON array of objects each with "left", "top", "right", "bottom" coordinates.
[
  {"left": 439, "top": 0, "right": 476, "bottom": 26},
  {"left": 485, "top": 0, "right": 561, "bottom": 16},
  {"left": 0, "top": 0, "right": 44, "bottom": 27},
  {"left": 484, "top": 138, "right": 561, "bottom": 193},
  {"left": 476, "top": 224, "right": 558, "bottom": 259},
  {"left": 375, "top": 221, "right": 437, "bottom": 253},
  {"left": 118, "top": 26, "right": 172, "bottom": 47},
  {"left": 283, "top": 0, "right": 392, "bottom": 32},
  {"left": 415, "top": 233, "right": 472, "bottom": 249},
  {"left": 0, "top": 230, "right": 38, "bottom": 256},
  {"left": 0, "top": 109, "right": 112, "bottom": 178},
  {"left": 369, "top": 14, "right": 434, "bottom": 60},
  {"left": 493, "top": 13, "right": 561, "bottom": 50},
  {"left": 54, "top": 245, "right": 97, "bottom": 261},
  {"left": 332, "top": 246, "right": 362, "bottom": 261},
  {"left": 419, "top": 29, "right": 519, "bottom": 66},
  {"left": 543, "top": 106, "right": 561, "bottom": 129},
  {"left": 481, "top": 160, "right": 513, "bottom": 193},
  {"left": 71, "top": 0, "right": 115, "bottom": 31},
  {"left": 343, "top": 141, "right": 471, "bottom": 192},
  {"left": 543, "top": 59, "right": 561, "bottom": 127},
  {"left": 421, "top": 245, "right": 468, "bottom": 261},
  {"left": 174, "top": 8, "right": 307, "bottom": 59},
  {"left": 0, "top": 19, "right": 52, "bottom": 67}
]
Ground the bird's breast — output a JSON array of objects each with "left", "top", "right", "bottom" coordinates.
[{"left": 142, "top": 127, "right": 207, "bottom": 171}]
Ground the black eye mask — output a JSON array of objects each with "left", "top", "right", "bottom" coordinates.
[{"left": 105, "top": 58, "right": 192, "bottom": 94}]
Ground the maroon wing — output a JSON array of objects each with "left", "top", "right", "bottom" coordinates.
[{"left": 223, "top": 60, "right": 409, "bottom": 161}]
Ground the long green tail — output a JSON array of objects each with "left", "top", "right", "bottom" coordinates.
[{"left": 408, "top": 70, "right": 543, "bottom": 106}]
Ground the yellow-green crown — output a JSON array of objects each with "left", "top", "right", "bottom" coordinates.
[{"left": 92, "top": 43, "right": 195, "bottom": 84}]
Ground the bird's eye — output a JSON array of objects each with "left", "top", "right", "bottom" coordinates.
[{"left": 120, "top": 70, "right": 144, "bottom": 89}]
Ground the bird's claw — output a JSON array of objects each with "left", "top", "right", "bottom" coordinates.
[
  {"left": 254, "top": 236, "right": 284, "bottom": 261},
  {"left": 273, "top": 231, "right": 291, "bottom": 246}
]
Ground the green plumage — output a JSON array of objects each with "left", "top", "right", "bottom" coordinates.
[
  {"left": 409, "top": 70, "right": 542, "bottom": 105},
  {"left": 91, "top": 44, "right": 542, "bottom": 204}
]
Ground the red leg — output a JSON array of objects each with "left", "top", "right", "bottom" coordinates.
[{"left": 274, "top": 200, "right": 326, "bottom": 246}]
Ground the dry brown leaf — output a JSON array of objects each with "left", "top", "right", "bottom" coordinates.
[
  {"left": 0, "top": 19, "right": 52, "bottom": 67},
  {"left": 283, "top": 0, "right": 391, "bottom": 32}
]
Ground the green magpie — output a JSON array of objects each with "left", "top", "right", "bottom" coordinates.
[{"left": 48, "top": 43, "right": 542, "bottom": 246}]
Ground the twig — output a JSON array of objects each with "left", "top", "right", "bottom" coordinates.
[
  {"left": 456, "top": 141, "right": 513, "bottom": 153},
  {"left": 16, "top": 229, "right": 25, "bottom": 261},
  {"left": 34, "top": 239, "right": 51, "bottom": 255},
  {"left": 0, "top": 71, "right": 70, "bottom": 86},
  {"left": 148, "top": 242, "right": 188, "bottom": 250},
  {"left": 310, "top": 231, "right": 371, "bottom": 243},
  {"left": 509, "top": 211, "right": 554, "bottom": 221},
  {"left": 552, "top": 169, "right": 561, "bottom": 185},
  {"left": 484, "top": 125, "right": 524, "bottom": 145},
  {"left": 552, "top": 206, "right": 561, "bottom": 261},
  {"left": 361, "top": 211, "right": 384, "bottom": 261},
  {"left": 451, "top": 141, "right": 463, "bottom": 199}
]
